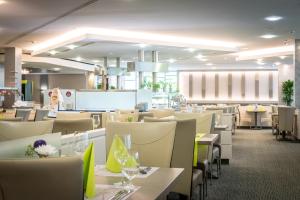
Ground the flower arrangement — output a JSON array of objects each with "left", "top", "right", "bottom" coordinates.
[{"left": 25, "top": 139, "right": 57, "bottom": 158}]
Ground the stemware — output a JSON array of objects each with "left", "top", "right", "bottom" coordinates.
[{"left": 121, "top": 150, "right": 140, "bottom": 190}]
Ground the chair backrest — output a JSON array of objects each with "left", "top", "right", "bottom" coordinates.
[
  {"left": 0, "top": 121, "right": 54, "bottom": 141},
  {"left": 34, "top": 109, "right": 50, "bottom": 121},
  {"left": 148, "top": 108, "right": 175, "bottom": 118},
  {"left": 106, "top": 121, "right": 177, "bottom": 167},
  {"left": 15, "top": 109, "right": 31, "bottom": 121},
  {"left": 138, "top": 112, "right": 154, "bottom": 121},
  {"left": 56, "top": 112, "right": 91, "bottom": 120},
  {"left": 144, "top": 117, "right": 196, "bottom": 198},
  {"left": 278, "top": 106, "right": 296, "bottom": 132},
  {"left": 0, "top": 157, "right": 83, "bottom": 200},
  {"left": 0, "top": 117, "right": 23, "bottom": 122},
  {"left": 0, "top": 133, "right": 61, "bottom": 159},
  {"left": 52, "top": 119, "right": 93, "bottom": 135},
  {"left": 175, "top": 112, "right": 213, "bottom": 134},
  {"left": 271, "top": 105, "right": 278, "bottom": 114}
]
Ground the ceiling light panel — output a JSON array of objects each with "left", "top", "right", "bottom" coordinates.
[
  {"left": 236, "top": 45, "right": 293, "bottom": 60},
  {"left": 28, "top": 27, "right": 242, "bottom": 55}
]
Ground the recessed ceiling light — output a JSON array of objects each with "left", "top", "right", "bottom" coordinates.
[
  {"left": 0, "top": 0, "right": 6, "bottom": 5},
  {"left": 135, "top": 43, "right": 148, "bottom": 48},
  {"left": 66, "top": 44, "right": 78, "bottom": 49},
  {"left": 92, "top": 59, "right": 100, "bottom": 63},
  {"left": 265, "top": 16, "right": 283, "bottom": 22},
  {"left": 167, "top": 58, "right": 177, "bottom": 63},
  {"left": 49, "top": 50, "right": 58, "bottom": 55},
  {"left": 200, "top": 58, "right": 208, "bottom": 62},
  {"left": 75, "top": 56, "right": 83, "bottom": 61},
  {"left": 195, "top": 54, "right": 204, "bottom": 59},
  {"left": 256, "top": 61, "right": 265, "bottom": 65},
  {"left": 211, "top": 66, "right": 217, "bottom": 70},
  {"left": 53, "top": 68, "right": 61, "bottom": 71},
  {"left": 260, "top": 34, "right": 278, "bottom": 39},
  {"left": 184, "top": 48, "right": 196, "bottom": 52},
  {"left": 257, "top": 66, "right": 264, "bottom": 69},
  {"left": 274, "top": 62, "right": 281, "bottom": 66},
  {"left": 206, "top": 63, "right": 213, "bottom": 66},
  {"left": 279, "top": 56, "right": 286, "bottom": 59}
]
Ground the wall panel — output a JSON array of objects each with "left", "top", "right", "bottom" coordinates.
[{"left": 179, "top": 70, "right": 278, "bottom": 103}]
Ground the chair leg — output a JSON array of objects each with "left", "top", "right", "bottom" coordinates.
[
  {"left": 209, "top": 163, "right": 212, "bottom": 185},
  {"left": 199, "top": 184, "right": 202, "bottom": 200},
  {"left": 205, "top": 177, "right": 208, "bottom": 197}
]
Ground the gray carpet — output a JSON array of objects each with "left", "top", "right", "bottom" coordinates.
[{"left": 207, "top": 129, "right": 300, "bottom": 200}]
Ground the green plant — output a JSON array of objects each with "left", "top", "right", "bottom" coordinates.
[
  {"left": 282, "top": 80, "right": 294, "bottom": 106},
  {"left": 159, "top": 81, "right": 168, "bottom": 92},
  {"left": 152, "top": 83, "right": 161, "bottom": 92},
  {"left": 110, "top": 86, "right": 116, "bottom": 90},
  {"left": 97, "top": 83, "right": 102, "bottom": 90},
  {"left": 141, "top": 80, "right": 152, "bottom": 90}
]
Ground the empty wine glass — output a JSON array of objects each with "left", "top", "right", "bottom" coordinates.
[{"left": 121, "top": 150, "right": 140, "bottom": 190}]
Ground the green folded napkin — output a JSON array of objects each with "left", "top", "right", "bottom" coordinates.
[
  {"left": 106, "top": 135, "right": 129, "bottom": 173},
  {"left": 83, "top": 143, "right": 95, "bottom": 198},
  {"left": 194, "top": 133, "right": 207, "bottom": 167}
]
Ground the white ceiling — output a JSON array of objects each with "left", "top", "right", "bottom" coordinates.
[{"left": 0, "top": 0, "right": 298, "bottom": 71}]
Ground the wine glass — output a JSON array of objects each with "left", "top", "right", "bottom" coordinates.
[
  {"left": 92, "top": 114, "right": 100, "bottom": 129},
  {"left": 73, "top": 132, "right": 89, "bottom": 155},
  {"left": 121, "top": 150, "right": 140, "bottom": 190}
]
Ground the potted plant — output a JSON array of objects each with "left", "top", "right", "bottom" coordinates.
[
  {"left": 152, "top": 83, "right": 160, "bottom": 92},
  {"left": 282, "top": 80, "right": 294, "bottom": 106},
  {"left": 141, "top": 80, "right": 152, "bottom": 90},
  {"left": 159, "top": 81, "right": 168, "bottom": 92}
]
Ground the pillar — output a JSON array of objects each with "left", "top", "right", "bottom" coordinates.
[
  {"left": 3, "top": 47, "right": 22, "bottom": 108},
  {"left": 138, "top": 50, "right": 145, "bottom": 89},
  {"left": 102, "top": 57, "right": 108, "bottom": 91},
  {"left": 152, "top": 51, "right": 158, "bottom": 92},
  {"left": 116, "top": 57, "right": 121, "bottom": 90},
  {"left": 294, "top": 39, "right": 300, "bottom": 108}
]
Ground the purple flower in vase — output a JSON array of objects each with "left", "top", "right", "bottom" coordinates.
[{"left": 33, "top": 140, "right": 47, "bottom": 149}]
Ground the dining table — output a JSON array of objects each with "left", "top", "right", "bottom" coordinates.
[
  {"left": 95, "top": 167, "right": 184, "bottom": 200},
  {"left": 246, "top": 107, "right": 266, "bottom": 129}
]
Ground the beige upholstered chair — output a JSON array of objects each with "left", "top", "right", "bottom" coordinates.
[
  {"left": 56, "top": 112, "right": 91, "bottom": 120},
  {"left": 52, "top": 118, "right": 93, "bottom": 135},
  {"left": 106, "top": 121, "right": 176, "bottom": 167},
  {"left": 0, "top": 117, "right": 23, "bottom": 122},
  {"left": 175, "top": 112, "right": 213, "bottom": 134},
  {"left": 144, "top": 117, "right": 204, "bottom": 199},
  {"left": 34, "top": 109, "right": 50, "bottom": 121},
  {"left": 277, "top": 106, "right": 296, "bottom": 140},
  {"left": 138, "top": 112, "right": 154, "bottom": 121},
  {"left": 0, "top": 157, "right": 83, "bottom": 200},
  {"left": 239, "top": 107, "right": 253, "bottom": 128},
  {"left": 148, "top": 108, "right": 175, "bottom": 118},
  {"left": 102, "top": 112, "right": 139, "bottom": 128},
  {"left": 15, "top": 109, "right": 31, "bottom": 121},
  {"left": 0, "top": 121, "right": 54, "bottom": 141}
]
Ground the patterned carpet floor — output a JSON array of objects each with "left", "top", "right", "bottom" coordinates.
[{"left": 207, "top": 129, "right": 300, "bottom": 200}]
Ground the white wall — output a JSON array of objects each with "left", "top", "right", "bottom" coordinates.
[{"left": 179, "top": 70, "right": 278, "bottom": 103}]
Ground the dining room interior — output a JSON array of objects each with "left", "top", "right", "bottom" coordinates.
[{"left": 0, "top": 0, "right": 300, "bottom": 200}]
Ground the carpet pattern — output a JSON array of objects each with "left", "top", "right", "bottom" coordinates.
[{"left": 207, "top": 129, "right": 300, "bottom": 200}]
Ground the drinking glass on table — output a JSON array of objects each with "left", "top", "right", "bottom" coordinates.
[
  {"left": 92, "top": 114, "right": 100, "bottom": 129},
  {"left": 121, "top": 150, "right": 140, "bottom": 190}
]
